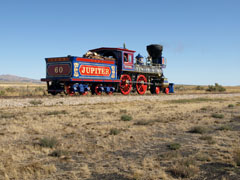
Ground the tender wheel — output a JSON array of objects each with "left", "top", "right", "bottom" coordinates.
[
  {"left": 80, "top": 91, "right": 88, "bottom": 96},
  {"left": 119, "top": 74, "right": 132, "bottom": 95},
  {"left": 106, "top": 91, "right": 113, "bottom": 95},
  {"left": 106, "top": 84, "right": 113, "bottom": 95},
  {"left": 94, "top": 84, "right": 102, "bottom": 95},
  {"left": 136, "top": 75, "right": 147, "bottom": 95},
  {"left": 65, "top": 85, "right": 75, "bottom": 96},
  {"left": 164, "top": 87, "right": 169, "bottom": 94},
  {"left": 150, "top": 86, "right": 160, "bottom": 94}
]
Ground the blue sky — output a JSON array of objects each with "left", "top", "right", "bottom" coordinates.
[{"left": 0, "top": 0, "right": 239, "bottom": 85}]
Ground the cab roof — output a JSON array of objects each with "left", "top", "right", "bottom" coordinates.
[{"left": 90, "top": 47, "right": 136, "bottom": 53}]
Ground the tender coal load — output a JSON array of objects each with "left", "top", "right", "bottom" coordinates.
[{"left": 147, "top": 44, "right": 163, "bottom": 64}]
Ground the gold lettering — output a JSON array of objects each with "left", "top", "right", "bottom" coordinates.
[
  {"left": 81, "top": 67, "right": 85, "bottom": 73},
  {"left": 105, "top": 69, "right": 110, "bottom": 75},
  {"left": 59, "top": 67, "right": 63, "bottom": 73},
  {"left": 55, "top": 67, "right": 58, "bottom": 73},
  {"left": 91, "top": 67, "right": 94, "bottom": 74},
  {"left": 86, "top": 67, "right": 90, "bottom": 74}
]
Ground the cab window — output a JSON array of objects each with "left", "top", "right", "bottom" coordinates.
[
  {"left": 124, "top": 53, "right": 128, "bottom": 62},
  {"left": 128, "top": 54, "right": 132, "bottom": 63},
  {"left": 123, "top": 53, "right": 133, "bottom": 63}
]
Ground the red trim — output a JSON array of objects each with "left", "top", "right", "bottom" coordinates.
[
  {"left": 104, "top": 80, "right": 117, "bottom": 82},
  {"left": 46, "top": 57, "right": 70, "bottom": 62},
  {"left": 90, "top": 47, "right": 136, "bottom": 53},
  {"left": 76, "top": 57, "right": 115, "bottom": 64}
]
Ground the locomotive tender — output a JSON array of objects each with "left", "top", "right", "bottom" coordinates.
[{"left": 41, "top": 44, "right": 171, "bottom": 95}]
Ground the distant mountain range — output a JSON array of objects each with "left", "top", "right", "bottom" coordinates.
[{"left": 0, "top": 74, "right": 41, "bottom": 83}]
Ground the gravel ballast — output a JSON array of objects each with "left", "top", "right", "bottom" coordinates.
[{"left": 1, "top": 93, "right": 240, "bottom": 109}]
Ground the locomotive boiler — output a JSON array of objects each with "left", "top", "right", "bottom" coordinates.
[{"left": 41, "top": 44, "right": 172, "bottom": 95}]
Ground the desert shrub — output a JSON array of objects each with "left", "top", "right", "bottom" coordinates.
[
  {"left": 39, "top": 137, "right": 58, "bottom": 148},
  {"left": 134, "top": 120, "right": 155, "bottom": 126},
  {"left": 195, "top": 153, "right": 211, "bottom": 162},
  {"left": 233, "top": 148, "right": 240, "bottom": 166},
  {"left": 49, "top": 149, "right": 69, "bottom": 157},
  {"left": 29, "top": 99, "right": 43, "bottom": 105},
  {"left": 217, "top": 125, "right": 232, "bottom": 131},
  {"left": 199, "top": 135, "right": 212, "bottom": 141},
  {"left": 0, "top": 112, "right": 16, "bottom": 119},
  {"left": 119, "top": 109, "right": 127, "bottom": 113},
  {"left": 189, "top": 126, "right": 208, "bottom": 134},
  {"left": 206, "top": 83, "right": 226, "bottom": 92},
  {"left": 167, "top": 143, "right": 181, "bottom": 150},
  {"left": 44, "top": 110, "right": 68, "bottom": 116},
  {"left": 200, "top": 107, "right": 208, "bottom": 111},
  {"left": 121, "top": 114, "right": 132, "bottom": 121},
  {"left": 174, "top": 85, "right": 185, "bottom": 91},
  {"left": 168, "top": 158, "right": 199, "bottom": 178},
  {"left": 196, "top": 86, "right": 204, "bottom": 90},
  {"left": 199, "top": 135, "right": 216, "bottom": 144},
  {"left": 34, "top": 86, "right": 45, "bottom": 92},
  {"left": 109, "top": 128, "right": 121, "bottom": 135},
  {"left": 0, "top": 90, "right": 5, "bottom": 96},
  {"left": 228, "top": 104, "right": 234, "bottom": 108},
  {"left": 212, "top": 113, "right": 224, "bottom": 119},
  {"left": 232, "top": 116, "right": 240, "bottom": 122},
  {"left": 159, "top": 151, "right": 181, "bottom": 160},
  {"left": 169, "top": 98, "right": 218, "bottom": 104},
  {"left": 6, "top": 87, "right": 15, "bottom": 93}
]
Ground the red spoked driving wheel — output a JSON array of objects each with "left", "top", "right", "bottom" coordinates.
[
  {"left": 136, "top": 75, "right": 147, "bottom": 95},
  {"left": 95, "top": 84, "right": 102, "bottom": 95},
  {"left": 119, "top": 74, "right": 132, "bottom": 95}
]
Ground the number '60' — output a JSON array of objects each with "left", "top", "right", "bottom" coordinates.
[{"left": 54, "top": 67, "right": 63, "bottom": 73}]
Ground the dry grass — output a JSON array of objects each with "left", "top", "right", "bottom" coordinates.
[
  {"left": 168, "top": 158, "right": 199, "bottom": 178},
  {"left": 0, "top": 83, "right": 46, "bottom": 97},
  {"left": 0, "top": 93, "right": 240, "bottom": 179},
  {"left": 174, "top": 84, "right": 240, "bottom": 94},
  {"left": 233, "top": 148, "right": 240, "bottom": 166}
]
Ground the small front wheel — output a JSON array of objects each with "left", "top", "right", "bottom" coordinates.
[{"left": 164, "top": 87, "right": 169, "bottom": 94}]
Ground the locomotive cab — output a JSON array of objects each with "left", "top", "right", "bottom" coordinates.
[{"left": 90, "top": 47, "right": 136, "bottom": 77}]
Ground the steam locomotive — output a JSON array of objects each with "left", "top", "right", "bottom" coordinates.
[{"left": 41, "top": 44, "right": 172, "bottom": 95}]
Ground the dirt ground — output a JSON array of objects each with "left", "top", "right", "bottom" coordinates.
[{"left": 0, "top": 94, "right": 240, "bottom": 180}]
